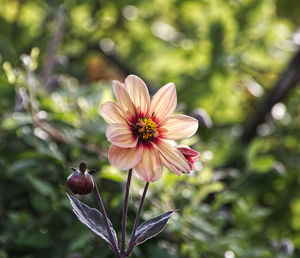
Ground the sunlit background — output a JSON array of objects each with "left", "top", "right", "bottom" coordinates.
[{"left": 1, "top": 0, "right": 300, "bottom": 257}]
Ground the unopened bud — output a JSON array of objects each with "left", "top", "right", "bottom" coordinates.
[
  {"left": 67, "top": 162, "right": 95, "bottom": 195},
  {"left": 79, "top": 162, "right": 87, "bottom": 173},
  {"left": 177, "top": 147, "right": 200, "bottom": 170}
]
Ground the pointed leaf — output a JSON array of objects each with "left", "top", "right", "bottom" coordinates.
[
  {"left": 133, "top": 210, "right": 177, "bottom": 245},
  {"left": 66, "top": 193, "right": 118, "bottom": 248}
]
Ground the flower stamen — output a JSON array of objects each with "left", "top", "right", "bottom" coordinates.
[{"left": 134, "top": 117, "right": 158, "bottom": 141}]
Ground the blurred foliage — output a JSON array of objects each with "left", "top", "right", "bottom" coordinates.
[{"left": 1, "top": 0, "right": 300, "bottom": 257}]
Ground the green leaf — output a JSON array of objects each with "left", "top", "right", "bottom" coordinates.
[
  {"left": 26, "top": 174, "right": 56, "bottom": 198},
  {"left": 250, "top": 155, "right": 275, "bottom": 173}
]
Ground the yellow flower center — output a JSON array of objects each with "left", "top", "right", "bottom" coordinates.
[{"left": 135, "top": 118, "right": 158, "bottom": 141}]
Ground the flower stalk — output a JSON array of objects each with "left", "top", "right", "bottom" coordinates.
[
  {"left": 127, "top": 182, "right": 149, "bottom": 256},
  {"left": 94, "top": 179, "right": 119, "bottom": 256},
  {"left": 121, "top": 169, "right": 133, "bottom": 255}
]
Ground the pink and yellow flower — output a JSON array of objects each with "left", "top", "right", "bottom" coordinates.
[{"left": 100, "top": 75, "right": 199, "bottom": 182}]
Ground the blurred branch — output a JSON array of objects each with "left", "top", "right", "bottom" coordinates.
[
  {"left": 43, "top": 6, "right": 65, "bottom": 92},
  {"left": 36, "top": 120, "right": 106, "bottom": 158},
  {"left": 24, "top": 72, "right": 106, "bottom": 159},
  {"left": 83, "top": 43, "right": 157, "bottom": 94},
  {"left": 11, "top": 0, "right": 21, "bottom": 41},
  {"left": 241, "top": 48, "right": 300, "bottom": 143}
]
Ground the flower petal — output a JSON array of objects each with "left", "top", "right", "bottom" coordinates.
[
  {"left": 108, "top": 145, "right": 142, "bottom": 170},
  {"left": 125, "top": 75, "right": 150, "bottom": 117},
  {"left": 160, "top": 115, "right": 198, "bottom": 140},
  {"left": 177, "top": 146, "right": 200, "bottom": 158},
  {"left": 113, "top": 80, "right": 136, "bottom": 122},
  {"left": 99, "top": 102, "right": 127, "bottom": 124},
  {"left": 177, "top": 146, "right": 200, "bottom": 170},
  {"left": 149, "top": 83, "right": 177, "bottom": 123},
  {"left": 106, "top": 123, "right": 137, "bottom": 148},
  {"left": 134, "top": 144, "right": 163, "bottom": 182},
  {"left": 157, "top": 140, "right": 190, "bottom": 175}
]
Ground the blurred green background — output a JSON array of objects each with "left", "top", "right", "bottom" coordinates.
[{"left": 1, "top": 0, "right": 300, "bottom": 257}]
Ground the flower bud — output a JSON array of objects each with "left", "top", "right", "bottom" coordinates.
[
  {"left": 67, "top": 162, "right": 95, "bottom": 195},
  {"left": 177, "top": 147, "right": 200, "bottom": 170}
]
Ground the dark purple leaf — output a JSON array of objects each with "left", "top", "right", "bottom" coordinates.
[
  {"left": 133, "top": 210, "right": 177, "bottom": 246},
  {"left": 66, "top": 193, "right": 118, "bottom": 248}
]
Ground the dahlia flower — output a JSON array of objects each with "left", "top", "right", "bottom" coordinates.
[{"left": 100, "top": 75, "right": 199, "bottom": 182}]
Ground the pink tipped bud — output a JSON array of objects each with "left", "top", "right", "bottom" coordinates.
[
  {"left": 79, "top": 161, "right": 87, "bottom": 173},
  {"left": 177, "top": 147, "right": 200, "bottom": 170},
  {"left": 67, "top": 162, "right": 95, "bottom": 195}
]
